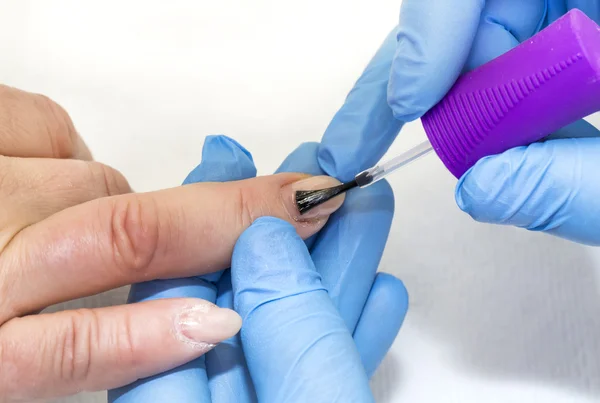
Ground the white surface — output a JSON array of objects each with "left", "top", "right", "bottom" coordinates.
[{"left": 2, "top": 1, "right": 600, "bottom": 402}]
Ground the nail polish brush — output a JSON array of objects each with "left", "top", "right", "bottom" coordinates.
[{"left": 296, "top": 9, "right": 600, "bottom": 215}]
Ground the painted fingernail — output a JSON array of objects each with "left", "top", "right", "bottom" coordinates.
[
  {"left": 176, "top": 304, "right": 242, "bottom": 350},
  {"left": 282, "top": 175, "right": 346, "bottom": 220}
]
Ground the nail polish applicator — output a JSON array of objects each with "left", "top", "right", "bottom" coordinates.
[{"left": 296, "top": 9, "right": 600, "bottom": 215}]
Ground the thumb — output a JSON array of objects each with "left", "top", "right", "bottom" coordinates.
[
  {"left": 232, "top": 217, "right": 374, "bottom": 402},
  {"left": 455, "top": 137, "right": 600, "bottom": 246}
]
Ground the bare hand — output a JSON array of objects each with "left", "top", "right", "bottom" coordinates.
[{"left": 0, "top": 85, "right": 344, "bottom": 402}]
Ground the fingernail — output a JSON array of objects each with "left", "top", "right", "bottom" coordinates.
[
  {"left": 282, "top": 175, "right": 346, "bottom": 221},
  {"left": 176, "top": 304, "right": 242, "bottom": 350}
]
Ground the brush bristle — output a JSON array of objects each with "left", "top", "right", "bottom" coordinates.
[{"left": 295, "top": 180, "right": 358, "bottom": 215}]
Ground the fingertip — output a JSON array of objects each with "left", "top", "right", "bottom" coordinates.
[
  {"left": 203, "top": 135, "right": 254, "bottom": 162},
  {"left": 233, "top": 216, "right": 303, "bottom": 264},
  {"left": 388, "top": 0, "right": 484, "bottom": 121},
  {"left": 454, "top": 154, "right": 513, "bottom": 219},
  {"left": 367, "top": 178, "right": 395, "bottom": 211},
  {"left": 276, "top": 142, "right": 323, "bottom": 176},
  {"left": 183, "top": 135, "right": 257, "bottom": 185},
  {"left": 376, "top": 273, "right": 409, "bottom": 312},
  {"left": 455, "top": 142, "right": 587, "bottom": 231},
  {"left": 353, "top": 273, "right": 408, "bottom": 378},
  {"left": 231, "top": 216, "right": 322, "bottom": 319},
  {"left": 388, "top": 35, "right": 450, "bottom": 122},
  {"left": 317, "top": 26, "right": 403, "bottom": 182}
]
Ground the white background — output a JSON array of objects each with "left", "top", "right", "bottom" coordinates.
[{"left": 2, "top": 1, "right": 600, "bottom": 402}]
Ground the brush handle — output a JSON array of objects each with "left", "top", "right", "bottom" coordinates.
[{"left": 421, "top": 9, "right": 600, "bottom": 179}]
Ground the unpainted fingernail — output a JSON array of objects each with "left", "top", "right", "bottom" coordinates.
[
  {"left": 282, "top": 175, "right": 345, "bottom": 221},
  {"left": 175, "top": 304, "right": 242, "bottom": 350}
]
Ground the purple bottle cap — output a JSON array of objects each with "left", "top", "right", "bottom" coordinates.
[{"left": 421, "top": 9, "right": 600, "bottom": 178}]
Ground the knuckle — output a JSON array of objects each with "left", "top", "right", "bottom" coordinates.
[
  {"left": 235, "top": 185, "right": 257, "bottom": 229},
  {"left": 34, "top": 93, "right": 78, "bottom": 158},
  {"left": 60, "top": 310, "right": 140, "bottom": 380},
  {"left": 113, "top": 311, "right": 139, "bottom": 370},
  {"left": 107, "top": 195, "right": 160, "bottom": 278},
  {"left": 57, "top": 309, "right": 96, "bottom": 384}
]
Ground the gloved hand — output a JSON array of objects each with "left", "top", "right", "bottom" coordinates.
[
  {"left": 109, "top": 18, "right": 420, "bottom": 398},
  {"left": 386, "top": 1, "right": 600, "bottom": 246},
  {"left": 231, "top": 216, "right": 386, "bottom": 402},
  {"left": 108, "top": 134, "right": 408, "bottom": 402}
]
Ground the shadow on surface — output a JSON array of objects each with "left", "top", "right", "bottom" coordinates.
[
  {"left": 371, "top": 351, "right": 404, "bottom": 403},
  {"left": 379, "top": 164, "right": 600, "bottom": 399}
]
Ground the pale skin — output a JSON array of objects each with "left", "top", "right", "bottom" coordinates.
[{"left": 0, "top": 85, "right": 345, "bottom": 402}]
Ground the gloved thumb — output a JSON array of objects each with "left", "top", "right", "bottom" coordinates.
[
  {"left": 231, "top": 217, "right": 374, "bottom": 403},
  {"left": 455, "top": 137, "right": 600, "bottom": 246}
]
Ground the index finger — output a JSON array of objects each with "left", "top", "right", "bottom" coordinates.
[
  {"left": 317, "top": 27, "right": 403, "bottom": 182},
  {"left": 387, "top": 0, "right": 485, "bottom": 122},
  {"left": 1, "top": 172, "right": 344, "bottom": 320}
]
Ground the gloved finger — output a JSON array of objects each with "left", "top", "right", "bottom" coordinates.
[
  {"left": 388, "top": 0, "right": 485, "bottom": 122},
  {"left": 317, "top": 27, "right": 404, "bottom": 182},
  {"left": 310, "top": 179, "right": 395, "bottom": 332},
  {"left": 567, "top": 0, "right": 600, "bottom": 22},
  {"left": 232, "top": 217, "right": 374, "bottom": 402},
  {"left": 547, "top": 1, "right": 600, "bottom": 24},
  {"left": 545, "top": 119, "right": 600, "bottom": 140},
  {"left": 464, "top": 2, "right": 545, "bottom": 70},
  {"left": 3, "top": 298, "right": 240, "bottom": 403},
  {"left": 109, "top": 135, "right": 257, "bottom": 403},
  {"left": 206, "top": 270, "right": 257, "bottom": 402},
  {"left": 352, "top": 273, "right": 409, "bottom": 378},
  {"left": 277, "top": 143, "right": 404, "bottom": 377},
  {"left": 278, "top": 143, "right": 399, "bottom": 346},
  {"left": 277, "top": 142, "right": 324, "bottom": 176},
  {"left": 455, "top": 137, "right": 600, "bottom": 245},
  {"left": 276, "top": 141, "right": 325, "bottom": 250}
]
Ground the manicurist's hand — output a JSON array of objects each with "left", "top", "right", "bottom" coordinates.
[
  {"left": 388, "top": 1, "right": 600, "bottom": 245},
  {"left": 0, "top": 85, "right": 344, "bottom": 402}
]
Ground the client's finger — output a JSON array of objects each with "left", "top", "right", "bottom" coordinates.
[
  {"left": 0, "top": 298, "right": 240, "bottom": 402},
  {"left": 276, "top": 141, "right": 325, "bottom": 251},
  {"left": 0, "top": 85, "right": 91, "bottom": 159},
  {"left": 2, "top": 172, "right": 345, "bottom": 321},
  {"left": 0, "top": 157, "right": 130, "bottom": 249}
]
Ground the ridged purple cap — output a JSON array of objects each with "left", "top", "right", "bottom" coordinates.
[{"left": 421, "top": 9, "right": 600, "bottom": 178}]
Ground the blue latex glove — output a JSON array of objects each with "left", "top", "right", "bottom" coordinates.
[
  {"left": 108, "top": 134, "right": 408, "bottom": 402},
  {"left": 386, "top": 1, "right": 600, "bottom": 246},
  {"left": 232, "top": 216, "right": 377, "bottom": 401}
]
